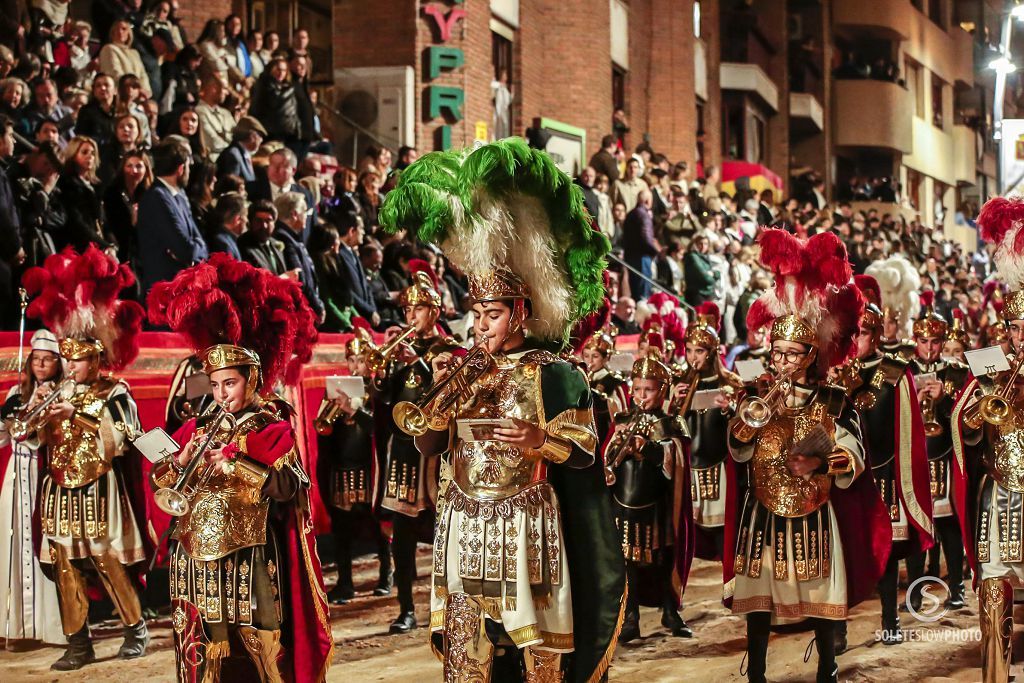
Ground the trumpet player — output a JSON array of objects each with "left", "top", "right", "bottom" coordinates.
[
  {"left": 728, "top": 230, "right": 888, "bottom": 683},
  {"left": 20, "top": 246, "right": 151, "bottom": 671},
  {"left": 951, "top": 197, "right": 1024, "bottom": 683},
  {"left": 381, "top": 140, "right": 624, "bottom": 682},
  {"left": 580, "top": 331, "right": 629, "bottom": 458},
  {"left": 0, "top": 329, "right": 65, "bottom": 646},
  {"left": 907, "top": 292, "right": 969, "bottom": 613},
  {"left": 375, "top": 263, "right": 457, "bottom": 634},
  {"left": 315, "top": 320, "right": 392, "bottom": 604},
  {"left": 147, "top": 254, "right": 332, "bottom": 683},
  {"left": 831, "top": 275, "right": 933, "bottom": 649},
  {"left": 607, "top": 356, "right": 692, "bottom": 642}
]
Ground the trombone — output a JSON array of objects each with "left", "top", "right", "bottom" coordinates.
[
  {"left": 393, "top": 336, "right": 494, "bottom": 437},
  {"left": 153, "top": 404, "right": 239, "bottom": 517},
  {"left": 367, "top": 326, "right": 416, "bottom": 389},
  {"left": 730, "top": 373, "right": 792, "bottom": 442},
  {"left": 10, "top": 378, "right": 76, "bottom": 441},
  {"left": 964, "top": 352, "right": 1024, "bottom": 429}
]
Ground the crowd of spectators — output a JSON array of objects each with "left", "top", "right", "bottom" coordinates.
[{"left": 0, "top": 1, "right": 993, "bottom": 353}]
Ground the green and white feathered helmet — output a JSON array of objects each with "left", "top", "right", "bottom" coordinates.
[{"left": 379, "top": 138, "right": 610, "bottom": 343}]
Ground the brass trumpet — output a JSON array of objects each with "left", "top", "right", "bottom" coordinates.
[
  {"left": 367, "top": 326, "right": 416, "bottom": 388},
  {"left": 314, "top": 399, "right": 344, "bottom": 435},
  {"left": 920, "top": 396, "right": 944, "bottom": 437},
  {"left": 964, "top": 352, "right": 1024, "bottom": 429},
  {"left": 393, "top": 337, "right": 494, "bottom": 437},
  {"left": 153, "top": 404, "right": 239, "bottom": 517},
  {"left": 730, "top": 374, "right": 792, "bottom": 442},
  {"left": 10, "top": 378, "right": 76, "bottom": 441}
]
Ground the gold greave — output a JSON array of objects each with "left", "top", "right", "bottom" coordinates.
[
  {"left": 200, "top": 641, "right": 230, "bottom": 683},
  {"left": 523, "top": 647, "right": 564, "bottom": 683},
  {"left": 980, "top": 577, "right": 1013, "bottom": 683},
  {"left": 238, "top": 627, "right": 284, "bottom": 683},
  {"left": 92, "top": 550, "right": 143, "bottom": 627},
  {"left": 50, "top": 543, "right": 89, "bottom": 636},
  {"left": 443, "top": 593, "right": 494, "bottom": 683}
]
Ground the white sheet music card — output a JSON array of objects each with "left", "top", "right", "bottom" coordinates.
[
  {"left": 133, "top": 428, "right": 180, "bottom": 463},
  {"left": 325, "top": 376, "right": 365, "bottom": 400},
  {"left": 456, "top": 419, "right": 517, "bottom": 442},
  {"left": 690, "top": 389, "right": 721, "bottom": 411},
  {"left": 965, "top": 346, "right": 1011, "bottom": 378},
  {"left": 607, "top": 352, "right": 636, "bottom": 374},
  {"left": 735, "top": 359, "right": 767, "bottom": 383}
]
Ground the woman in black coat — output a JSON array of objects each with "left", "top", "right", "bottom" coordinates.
[
  {"left": 58, "top": 136, "right": 114, "bottom": 252},
  {"left": 75, "top": 74, "right": 118, "bottom": 148},
  {"left": 249, "top": 57, "right": 300, "bottom": 143},
  {"left": 102, "top": 150, "right": 152, "bottom": 272}
]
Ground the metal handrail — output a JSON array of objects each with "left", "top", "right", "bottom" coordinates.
[
  {"left": 317, "top": 102, "right": 400, "bottom": 166},
  {"left": 606, "top": 253, "right": 696, "bottom": 315}
]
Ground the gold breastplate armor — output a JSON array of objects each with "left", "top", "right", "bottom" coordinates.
[
  {"left": 452, "top": 356, "right": 546, "bottom": 501},
  {"left": 985, "top": 404, "right": 1024, "bottom": 494},
  {"left": 175, "top": 411, "right": 280, "bottom": 561},
  {"left": 751, "top": 401, "right": 833, "bottom": 518},
  {"left": 47, "top": 380, "right": 115, "bottom": 488}
]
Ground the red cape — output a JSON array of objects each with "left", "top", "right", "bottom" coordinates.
[
  {"left": 174, "top": 417, "right": 334, "bottom": 682},
  {"left": 889, "top": 370, "right": 934, "bottom": 558},
  {"left": 950, "top": 376, "right": 981, "bottom": 583}
]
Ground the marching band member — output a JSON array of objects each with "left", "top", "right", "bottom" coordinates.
[
  {"left": 726, "top": 230, "right": 889, "bottom": 683},
  {"left": 147, "top": 253, "right": 333, "bottom": 683},
  {"left": 580, "top": 330, "right": 629, "bottom": 457},
  {"left": 0, "top": 329, "right": 66, "bottom": 645},
  {"left": 380, "top": 139, "right": 624, "bottom": 682},
  {"left": 832, "top": 275, "right": 933, "bottom": 648},
  {"left": 943, "top": 309, "right": 970, "bottom": 363},
  {"left": 865, "top": 255, "right": 922, "bottom": 361},
  {"left": 906, "top": 293, "right": 969, "bottom": 613},
  {"left": 315, "top": 319, "right": 392, "bottom": 603},
  {"left": 374, "top": 261, "right": 458, "bottom": 634},
  {"left": 607, "top": 356, "right": 692, "bottom": 642},
  {"left": 21, "top": 246, "right": 150, "bottom": 670}
]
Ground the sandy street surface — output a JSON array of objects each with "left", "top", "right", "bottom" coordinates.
[{"left": 0, "top": 547, "right": 1006, "bottom": 682}]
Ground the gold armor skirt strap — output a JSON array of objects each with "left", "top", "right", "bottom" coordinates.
[
  {"left": 734, "top": 492, "right": 830, "bottom": 583},
  {"left": 929, "top": 459, "right": 949, "bottom": 499},
  {"left": 612, "top": 496, "right": 667, "bottom": 567},
  {"left": 170, "top": 537, "right": 282, "bottom": 627},
  {"left": 435, "top": 481, "right": 561, "bottom": 613},
  {"left": 692, "top": 465, "right": 721, "bottom": 502},
  {"left": 978, "top": 476, "right": 1024, "bottom": 565},
  {"left": 41, "top": 471, "right": 109, "bottom": 540},
  {"left": 330, "top": 467, "right": 370, "bottom": 511}
]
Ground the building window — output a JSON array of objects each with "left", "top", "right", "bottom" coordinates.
[
  {"left": 491, "top": 32, "right": 514, "bottom": 140},
  {"left": 722, "top": 95, "right": 767, "bottom": 164},
  {"left": 932, "top": 74, "right": 944, "bottom": 129},
  {"left": 905, "top": 59, "right": 923, "bottom": 118},
  {"left": 696, "top": 99, "right": 705, "bottom": 164},
  {"left": 747, "top": 108, "right": 766, "bottom": 164},
  {"left": 612, "top": 65, "right": 626, "bottom": 113},
  {"left": 928, "top": 0, "right": 945, "bottom": 29},
  {"left": 693, "top": 1, "right": 701, "bottom": 38}
]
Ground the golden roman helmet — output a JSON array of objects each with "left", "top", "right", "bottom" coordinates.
[
  {"left": 201, "top": 343, "right": 262, "bottom": 402},
  {"left": 468, "top": 267, "right": 531, "bottom": 303},
  {"left": 770, "top": 314, "right": 817, "bottom": 348},
  {"left": 860, "top": 303, "right": 884, "bottom": 332},
  {"left": 912, "top": 292, "right": 948, "bottom": 338},
  {"left": 946, "top": 311, "right": 969, "bottom": 346},
  {"left": 59, "top": 337, "right": 103, "bottom": 361},
  {"left": 1003, "top": 289, "right": 1024, "bottom": 323},
  {"left": 583, "top": 332, "right": 615, "bottom": 356},
  {"left": 685, "top": 317, "right": 719, "bottom": 350},
  {"left": 630, "top": 356, "right": 672, "bottom": 386},
  {"left": 399, "top": 270, "right": 442, "bottom": 308},
  {"left": 345, "top": 326, "right": 375, "bottom": 357}
]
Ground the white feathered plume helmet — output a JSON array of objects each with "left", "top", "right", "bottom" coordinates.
[
  {"left": 864, "top": 255, "right": 922, "bottom": 339},
  {"left": 978, "top": 196, "right": 1024, "bottom": 322}
]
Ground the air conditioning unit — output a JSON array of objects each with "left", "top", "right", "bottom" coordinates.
[{"left": 331, "top": 66, "right": 415, "bottom": 157}]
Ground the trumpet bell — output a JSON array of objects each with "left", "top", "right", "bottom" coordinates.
[
  {"left": 979, "top": 395, "right": 1013, "bottom": 426},
  {"left": 393, "top": 400, "right": 428, "bottom": 437},
  {"left": 154, "top": 487, "right": 190, "bottom": 517},
  {"left": 739, "top": 397, "right": 772, "bottom": 429}
]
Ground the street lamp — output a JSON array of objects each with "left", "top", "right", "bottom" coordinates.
[{"left": 990, "top": 55, "right": 1018, "bottom": 73}]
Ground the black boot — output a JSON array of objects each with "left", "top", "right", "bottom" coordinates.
[
  {"left": 833, "top": 620, "right": 848, "bottom": 654},
  {"left": 117, "top": 619, "right": 149, "bottom": 659},
  {"left": 880, "top": 614, "right": 903, "bottom": 645},
  {"left": 618, "top": 608, "right": 641, "bottom": 643},
  {"left": 375, "top": 543, "right": 394, "bottom": 597},
  {"left": 745, "top": 613, "right": 770, "bottom": 683},
  {"left": 661, "top": 606, "right": 693, "bottom": 637},
  {"left": 389, "top": 610, "right": 417, "bottom": 634},
  {"left": 328, "top": 582, "right": 356, "bottom": 605},
  {"left": 946, "top": 583, "right": 966, "bottom": 610},
  {"left": 817, "top": 664, "right": 839, "bottom": 683},
  {"left": 51, "top": 627, "right": 95, "bottom": 671}
]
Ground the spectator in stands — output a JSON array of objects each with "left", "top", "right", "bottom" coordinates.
[
  {"left": 217, "top": 115, "right": 265, "bottom": 182},
  {"left": 195, "top": 75, "right": 233, "bottom": 160},
  {"left": 356, "top": 169, "right": 382, "bottom": 232},
  {"left": 274, "top": 190, "right": 324, "bottom": 320},
  {"left": 136, "top": 139, "right": 209, "bottom": 295},
  {"left": 589, "top": 134, "right": 619, "bottom": 183},
  {"left": 0, "top": 78, "right": 26, "bottom": 120},
  {"left": 140, "top": 27, "right": 174, "bottom": 103},
  {"left": 621, "top": 188, "right": 659, "bottom": 300},
  {"left": 360, "top": 242, "right": 401, "bottom": 328},
  {"left": 59, "top": 135, "right": 113, "bottom": 252},
  {"left": 259, "top": 30, "right": 280, "bottom": 66},
  {"left": 102, "top": 149, "right": 151, "bottom": 269},
  {"left": 683, "top": 231, "right": 718, "bottom": 308},
  {"left": 395, "top": 145, "right": 418, "bottom": 170},
  {"left": 142, "top": 1, "right": 183, "bottom": 51},
  {"left": 18, "top": 77, "right": 73, "bottom": 139},
  {"left": 334, "top": 209, "right": 380, "bottom": 326},
  {"left": 224, "top": 14, "right": 252, "bottom": 83},
  {"left": 576, "top": 165, "right": 600, "bottom": 223},
  {"left": 613, "top": 157, "right": 646, "bottom": 212},
  {"left": 166, "top": 105, "right": 208, "bottom": 161},
  {"left": 115, "top": 73, "right": 151, "bottom": 143},
  {"left": 159, "top": 44, "right": 201, "bottom": 114},
  {"left": 75, "top": 74, "right": 117, "bottom": 147},
  {"left": 288, "top": 49, "right": 315, "bottom": 160},
  {"left": 98, "top": 111, "right": 144, "bottom": 186},
  {"left": 0, "top": 114, "right": 21, "bottom": 327},
  {"left": 98, "top": 19, "right": 151, "bottom": 97},
  {"left": 310, "top": 223, "right": 353, "bottom": 332},
  {"left": 291, "top": 28, "right": 311, "bottom": 73},
  {"left": 197, "top": 19, "right": 244, "bottom": 92},
  {"left": 187, "top": 158, "right": 216, "bottom": 230},
  {"left": 247, "top": 29, "right": 265, "bottom": 79},
  {"left": 207, "top": 191, "right": 247, "bottom": 259},
  {"left": 250, "top": 147, "right": 315, "bottom": 233},
  {"left": 239, "top": 199, "right": 288, "bottom": 276},
  {"left": 611, "top": 296, "right": 640, "bottom": 335},
  {"left": 250, "top": 57, "right": 299, "bottom": 150},
  {"left": 52, "top": 20, "right": 95, "bottom": 86}
]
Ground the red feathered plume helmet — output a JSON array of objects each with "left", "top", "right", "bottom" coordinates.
[
  {"left": 685, "top": 301, "right": 721, "bottom": 349},
  {"left": 854, "top": 274, "right": 881, "bottom": 308},
  {"left": 746, "top": 229, "right": 863, "bottom": 371},
  {"left": 22, "top": 245, "right": 144, "bottom": 371},
  {"left": 569, "top": 271, "right": 613, "bottom": 354},
  {"left": 147, "top": 253, "right": 318, "bottom": 390}
]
